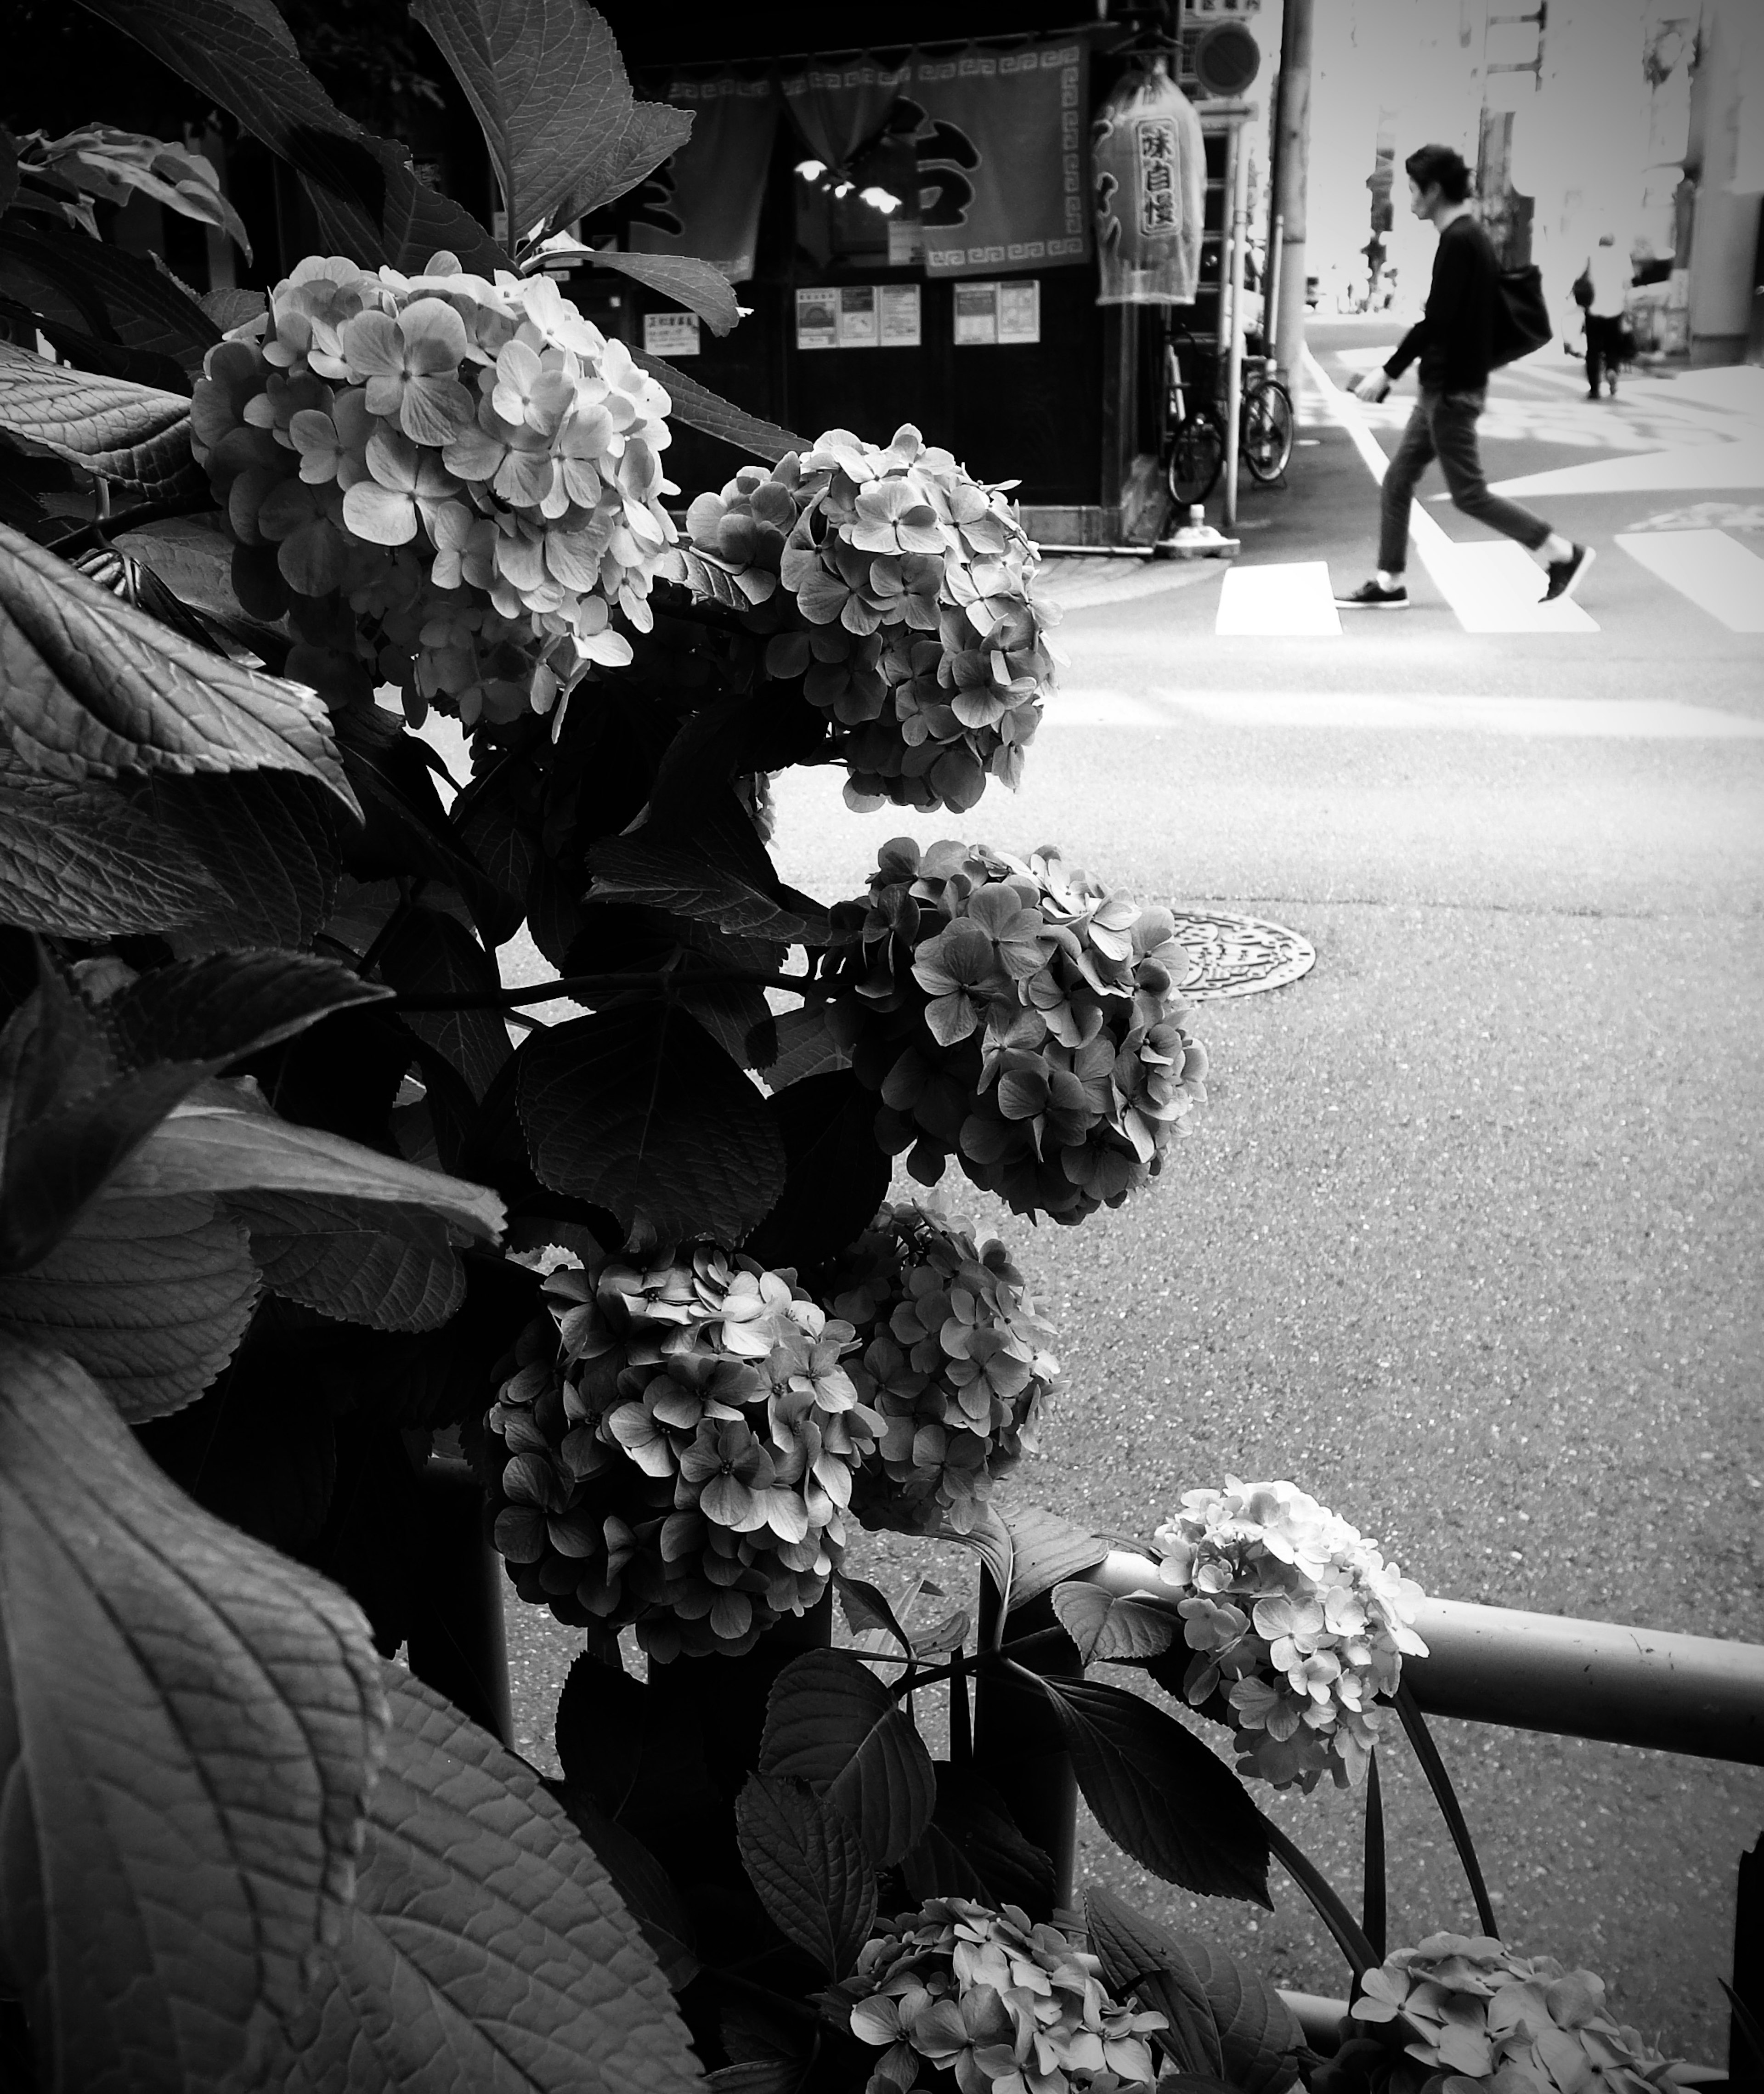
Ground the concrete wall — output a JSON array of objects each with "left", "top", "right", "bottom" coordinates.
[{"left": 1687, "top": 0, "right": 1764, "bottom": 362}]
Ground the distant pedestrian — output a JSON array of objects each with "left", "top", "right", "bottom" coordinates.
[
  {"left": 1580, "top": 232, "right": 1632, "bottom": 399},
  {"left": 1335, "top": 144, "right": 1593, "bottom": 610}
]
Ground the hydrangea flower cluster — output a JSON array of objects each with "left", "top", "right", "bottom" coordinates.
[
  {"left": 1152, "top": 1480, "right": 1428, "bottom": 1791},
  {"left": 828, "top": 838, "right": 1206, "bottom": 1223},
  {"left": 684, "top": 426, "right": 1062, "bottom": 815},
  {"left": 191, "top": 250, "right": 677, "bottom": 726},
  {"left": 1338, "top": 1935, "right": 1693, "bottom": 2094},
  {"left": 484, "top": 1246, "right": 882, "bottom": 1659},
  {"left": 828, "top": 1899, "right": 1165, "bottom": 2094},
  {"left": 826, "top": 1204, "right": 1061, "bottom": 1536}
]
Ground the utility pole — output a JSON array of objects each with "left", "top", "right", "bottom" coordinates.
[{"left": 1270, "top": 0, "right": 1315, "bottom": 387}]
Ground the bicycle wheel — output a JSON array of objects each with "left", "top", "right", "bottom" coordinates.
[
  {"left": 1242, "top": 375, "right": 1295, "bottom": 482},
  {"left": 1167, "top": 408, "right": 1225, "bottom": 506}
]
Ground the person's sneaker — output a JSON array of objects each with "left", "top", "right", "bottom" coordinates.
[
  {"left": 1544, "top": 543, "right": 1595, "bottom": 602},
  {"left": 1334, "top": 578, "right": 1408, "bottom": 608}
]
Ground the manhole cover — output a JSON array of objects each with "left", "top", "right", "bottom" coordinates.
[{"left": 1170, "top": 911, "right": 1315, "bottom": 1000}]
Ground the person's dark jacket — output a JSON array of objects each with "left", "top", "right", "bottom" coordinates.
[{"left": 1383, "top": 213, "right": 1500, "bottom": 393}]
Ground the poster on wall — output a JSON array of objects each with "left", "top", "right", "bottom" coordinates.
[
  {"left": 952, "top": 280, "right": 1040, "bottom": 345},
  {"left": 796, "top": 289, "right": 839, "bottom": 349},
  {"left": 627, "top": 76, "right": 779, "bottom": 284},
  {"left": 997, "top": 279, "right": 1040, "bottom": 343},
  {"left": 642, "top": 311, "right": 701, "bottom": 357},
  {"left": 780, "top": 36, "right": 1091, "bottom": 282},
  {"left": 838, "top": 285, "right": 878, "bottom": 346},
  {"left": 953, "top": 282, "right": 998, "bottom": 345},
  {"left": 878, "top": 284, "right": 922, "bottom": 346}
]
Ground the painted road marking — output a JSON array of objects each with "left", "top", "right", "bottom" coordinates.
[
  {"left": 1489, "top": 438, "right": 1764, "bottom": 499},
  {"left": 1303, "top": 349, "right": 1600, "bottom": 636},
  {"left": 1615, "top": 529, "right": 1764, "bottom": 634},
  {"left": 1044, "top": 687, "right": 1764, "bottom": 737},
  {"left": 1425, "top": 539, "right": 1598, "bottom": 634},
  {"left": 1216, "top": 561, "right": 1342, "bottom": 636}
]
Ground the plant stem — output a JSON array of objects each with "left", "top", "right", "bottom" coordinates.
[
  {"left": 1261, "top": 1817, "right": 1379, "bottom": 1980},
  {"left": 46, "top": 490, "right": 218, "bottom": 558},
  {"left": 950, "top": 1650, "right": 972, "bottom": 1771},
  {"left": 392, "top": 966, "right": 838, "bottom": 1012}
]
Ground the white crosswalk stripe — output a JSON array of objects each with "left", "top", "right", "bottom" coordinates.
[
  {"left": 1616, "top": 529, "right": 1764, "bottom": 633},
  {"left": 1043, "top": 687, "right": 1764, "bottom": 737},
  {"left": 1215, "top": 561, "right": 1342, "bottom": 635}
]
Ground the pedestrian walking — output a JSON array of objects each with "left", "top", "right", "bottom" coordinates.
[
  {"left": 1334, "top": 144, "right": 1593, "bottom": 610},
  {"left": 1579, "top": 232, "right": 1632, "bottom": 399}
]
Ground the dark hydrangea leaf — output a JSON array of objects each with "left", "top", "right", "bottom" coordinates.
[
  {"left": 1085, "top": 1886, "right": 1302, "bottom": 2094},
  {"left": 759, "top": 1649, "right": 935, "bottom": 1871},
  {"left": 930, "top": 1766, "right": 1057, "bottom": 1914},
  {"left": 74, "top": 0, "right": 508, "bottom": 277},
  {"left": 633, "top": 350, "right": 808, "bottom": 464},
  {"left": 517, "top": 1004, "right": 785, "bottom": 1246},
  {"left": 593, "top": 253, "right": 738, "bottom": 333},
  {"left": 742, "top": 1070, "right": 892, "bottom": 1273},
  {"left": 271, "top": 1666, "right": 704, "bottom": 2093},
  {"left": 996, "top": 1501, "right": 1108, "bottom": 1614},
  {"left": 410, "top": 0, "right": 690, "bottom": 239},
  {"left": 0, "top": 1336, "right": 386, "bottom": 2093},
  {"left": 0, "top": 1188, "right": 260, "bottom": 1417},
  {"left": 375, "top": 904, "right": 512, "bottom": 1103},
  {"left": 586, "top": 835, "right": 832, "bottom": 947},
  {"left": 0, "top": 521, "right": 358, "bottom": 805},
  {"left": 0, "top": 753, "right": 226, "bottom": 938},
  {"left": 224, "top": 1191, "right": 465, "bottom": 1333},
  {"left": 139, "top": 772, "right": 350, "bottom": 954},
  {"left": 544, "top": 1781, "right": 700, "bottom": 1991},
  {"left": 765, "top": 1006, "right": 850, "bottom": 1088},
  {"left": 0, "top": 218, "right": 221, "bottom": 383},
  {"left": 106, "top": 950, "right": 390, "bottom": 1069},
  {"left": 1035, "top": 1675, "right": 1272, "bottom": 1907},
  {"left": 0, "top": 339, "right": 200, "bottom": 499},
  {"left": 555, "top": 1653, "right": 650, "bottom": 1819},
  {"left": 1051, "top": 1580, "right": 1178, "bottom": 1664},
  {"left": 735, "top": 1771, "right": 876, "bottom": 1981}
]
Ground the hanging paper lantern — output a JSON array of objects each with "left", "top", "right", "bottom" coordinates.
[{"left": 1092, "top": 62, "right": 1206, "bottom": 305}]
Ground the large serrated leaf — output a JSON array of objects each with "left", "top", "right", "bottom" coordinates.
[
  {"left": 1084, "top": 1887, "right": 1301, "bottom": 2094},
  {"left": 996, "top": 1501, "right": 1109, "bottom": 1613},
  {"left": 517, "top": 1004, "right": 784, "bottom": 1245},
  {"left": 759, "top": 1649, "right": 935, "bottom": 1871},
  {"left": 0, "top": 522, "right": 357, "bottom": 805},
  {"left": 592, "top": 252, "right": 738, "bottom": 333},
  {"left": 633, "top": 350, "right": 807, "bottom": 463},
  {"left": 0, "top": 753, "right": 225, "bottom": 937},
  {"left": 1051, "top": 1581, "right": 1178, "bottom": 1664},
  {"left": 0, "top": 219, "right": 221, "bottom": 383},
  {"left": 742, "top": 1070, "right": 892, "bottom": 1273},
  {"left": 586, "top": 835, "right": 830, "bottom": 945},
  {"left": 765, "top": 1006, "right": 850, "bottom": 1088},
  {"left": 0, "top": 338, "right": 201, "bottom": 498},
  {"left": 1035, "top": 1675, "right": 1271, "bottom": 1907},
  {"left": 106, "top": 1090, "right": 506, "bottom": 1242},
  {"left": 138, "top": 771, "right": 349, "bottom": 953},
  {"left": 272, "top": 1666, "right": 704, "bottom": 2092},
  {"left": 0, "top": 1336, "right": 386, "bottom": 2092},
  {"left": 106, "top": 950, "right": 390, "bottom": 1069},
  {"left": 224, "top": 1191, "right": 465, "bottom": 1332},
  {"left": 930, "top": 1765, "right": 1056, "bottom": 1913},
  {"left": 376, "top": 902, "right": 512, "bottom": 1101},
  {"left": 0, "top": 1187, "right": 260, "bottom": 1417},
  {"left": 410, "top": 0, "right": 691, "bottom": 240},
  {"left": 653, "top": 539, "right": 779, "bottom": 612},
  {"left": 76, "top": 0, "right": 508, "bottom": 277},
  {"left": 735, "top": 1771, "right": 876, "bottom": 1981}
]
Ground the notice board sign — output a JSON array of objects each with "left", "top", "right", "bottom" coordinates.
[
  {"left": 642, "top": 310, "right": 701, "bottom": 358},
  {"left": 952, "top": 279, "right": 1041, "bottom": 345},
  {"left": 797, "top": 284, "right": 922, "bottom": 349}
]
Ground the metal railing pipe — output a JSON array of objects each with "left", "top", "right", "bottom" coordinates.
[{"left": 1083, "top": 1552, "right": 1764, "bottom": 1767}]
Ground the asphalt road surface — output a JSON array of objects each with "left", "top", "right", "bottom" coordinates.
[{"left": 495, "top": 321, "right": 1764, "bottom": 2058}]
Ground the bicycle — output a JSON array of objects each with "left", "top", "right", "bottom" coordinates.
[
  {"left": 1159, "top": 327, "right": 1295, "bottom": 504},
  {"left": 1160, "top": 325, "right": 1226, "bottom": 507}
]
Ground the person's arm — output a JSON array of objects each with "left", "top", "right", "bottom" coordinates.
[{"left": 1381, "top": 315, "right": 1428, "bottom": 380}]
